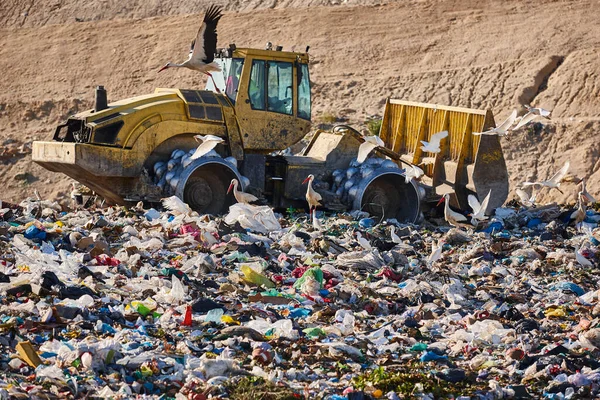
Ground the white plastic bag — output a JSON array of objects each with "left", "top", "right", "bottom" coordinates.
[{"left": 224, "top": 204, "right": 281, "bottom": 233}]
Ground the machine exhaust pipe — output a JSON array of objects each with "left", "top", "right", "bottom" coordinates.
[{"left": 94, "top": 85, "right": 108, "bottom": 112}]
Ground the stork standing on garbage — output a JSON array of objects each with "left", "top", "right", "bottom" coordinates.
[
  {"left": 570, "top": 192, "right": 586, "bottom": 231},
  {"left": 227, "top": 179, "right": 259, "bottom": 204},
  {"left": 438, "top": 193, "right": 470, "bottom": 228},
  {"left": 303, "top": 174, "right": 322, "bottom": 213}
]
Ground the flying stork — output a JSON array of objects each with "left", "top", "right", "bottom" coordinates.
[{"left": 158, "top": 5, "right": 223, "bottom": 92}]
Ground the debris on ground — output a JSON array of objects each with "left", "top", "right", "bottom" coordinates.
[{"left": 1, "top": 194, "right": 600, "bottom": 399}]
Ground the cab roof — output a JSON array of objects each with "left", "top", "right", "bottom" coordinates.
[{"left": 226, "top": 47, "right": 309, "bottom": 63}]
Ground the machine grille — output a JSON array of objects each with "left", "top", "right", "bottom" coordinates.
[
  {"left": 188, "top": 104, "right": 206, "bottom": 120},
  {"left": 180, "top": 89, "right": 224, "bottom": 122},
  {"left": 94, "top": 121, "right": 124, "bottom": 144},
  {"left": 53, "top": 118, "right": 91, "bottom": 143}
]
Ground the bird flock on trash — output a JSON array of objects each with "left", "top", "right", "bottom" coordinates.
[{"left": 154, "top": 97, "right": 594, "bottom": 270}]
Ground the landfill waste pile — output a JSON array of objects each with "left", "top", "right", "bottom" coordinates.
[{"left": 1, "top": 194, "right": 600, "bottom": 400}]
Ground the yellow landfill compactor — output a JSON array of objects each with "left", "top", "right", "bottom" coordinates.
[{"left": 32, "top": 45, "right": 509, "bottom": 222}]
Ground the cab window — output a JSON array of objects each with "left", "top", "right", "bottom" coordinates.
[
  {"left": 297, "top": 63, "right": 311, "bottom": 120},
  {"left": 248, "top": 60, "right": 266, "bottom": 110},
  {"left": 267, "top": 61, "right": 293, "bottom": 115},
  {"left": 225, "top": 58, "right": 244, "bottom": 104}
]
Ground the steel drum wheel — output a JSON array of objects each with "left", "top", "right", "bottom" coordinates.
[
  {"left": 358, "top": 173, "right": 420, "bottom": 223},
  {"left": 183, "top": 176, "right": 215, "bottom": 212},
  {"left": 181, "top": 163, "right": 238, "bottom": 215}
]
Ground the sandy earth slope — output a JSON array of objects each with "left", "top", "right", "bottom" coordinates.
[{"left": 0, "top": 0, "right": 598, "bottom": 206}]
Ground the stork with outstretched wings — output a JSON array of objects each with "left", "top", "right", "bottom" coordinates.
[
  {"left": 158, "top": 6, "right": 223, "bottom": 91},
  {"left": 420, "top": 130, "right": 448, "bottom": 153},
  {"left": 522, "top": 161, "right": 570, "bottom": 194}
]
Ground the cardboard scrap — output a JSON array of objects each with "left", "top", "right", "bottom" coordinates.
[{"left": 16, "top": 341, "right": 43, "bottom": 368}]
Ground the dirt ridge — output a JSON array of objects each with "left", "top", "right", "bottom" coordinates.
[
  {"left": 517, "top": 55, "right": 564, "bottom": 108},
  {"left": 0, "top": 0, "right": 599, "bottom": 206}
]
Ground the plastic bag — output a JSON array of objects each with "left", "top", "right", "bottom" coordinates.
[
  {"left": 169, "top": 275, "right": 186, "bottom": 303},
  {"left": 241, "top": 265, "right": 275, "bottom": 288},
  {"left": 224, "top": 204, "right": 281, "bottom": 233},
  {"left": 334, "top": 309, "right": 355, "bottom": 336}
]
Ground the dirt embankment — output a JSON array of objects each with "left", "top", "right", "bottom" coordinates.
[{"left": 0, "top": 0, "right": 599, "bottom": 205}]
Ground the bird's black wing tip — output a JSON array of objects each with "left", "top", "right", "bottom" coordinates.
[{"left": 204, "top": 5, "right": 223, "bottom": 23}]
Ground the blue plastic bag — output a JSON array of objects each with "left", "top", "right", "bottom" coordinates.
[{"left": 24, "top": 225, "right": 46, "bottom": 240}]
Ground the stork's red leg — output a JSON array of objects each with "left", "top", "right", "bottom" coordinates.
[{"left": 206, "top": 73, "right": 221, "bottom": 94}]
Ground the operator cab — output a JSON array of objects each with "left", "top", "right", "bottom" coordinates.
[
  {"left": 207, "top": 45, "right": 310, "bottom": 118},
  {"left": 206, "top": 45, "right": 312, "bottom": 152}
]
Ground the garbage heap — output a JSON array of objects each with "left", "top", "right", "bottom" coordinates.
[{"left": 1, "top": 197, "right": 600, "bottom": 400}]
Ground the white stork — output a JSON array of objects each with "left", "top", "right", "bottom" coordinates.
[
  {"left": 473, "top": 110, "right": 517, "bottom": 136},
  {"left": 356, "top": 135, "right": 385, "bottom": 164},
  {"left": 190, "top": 134, "right": 224, "bottom": 160},
  {"left": 420, "top": 130, "right": 448, "bottom": 154},
  {"left": 302, "top": 174, "right": 322, "bottom": 213},
  {"left": 355, "top": 231, "right": 372, "bottom": 251},
  {"left": 468, "top": 190, "right": 492, "bottom": 226},
  {"left": 516, "top": 188, "right": 537, "bottom": 207},
  {"left": 570, "top": 192, "right": 586, "bottom": 230},
  {"left": 162, "top": 195, "right": 192, "bottom": 216},
  {"left": 390, "top": 226, "right": 402, "bottom": 244},
  {"left": 513, "top": 105, "right": 552, "bottom": 131},
  {"left": 427, "top": 240, "right": 443, "bottom": 266},
  {"left": 580, "top": 178, "right": 596, "bottom": 204},
  {"left": 404, "top": 164, "right": 424, "bottom": 184},
  {"left": 437, "top": 193, "right": 470, "bottom": 228},
  {"left": 522, "top": 161, "right": 570, "bottom": 194},
  {"left": 227, "top": 179, "right": 259, "bottom": 204},
  {"left": 158, "top": 5, "right": 223, "bottom": 92}
]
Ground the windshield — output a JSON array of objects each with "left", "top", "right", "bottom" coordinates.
[
  {"left": 297, "top": 63, "right": 311, "bottom": 120},
  {"left": 267, "top": 61, "right": 293, "bottom": 115},
  {"left": 225, "top": 58, "right": 244, "bottom": 104},
  {"left": 205, "top": 58, "right": 226, "bottom": 93},
  {"left": 246, "top": 59, "right": 311, "bottom": 118}
]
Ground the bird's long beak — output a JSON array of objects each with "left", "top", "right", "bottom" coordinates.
[
  {"left": 158, "top": 64, "right": 169, "bottom": 73},
  {"left": 302, "top": 177, "right": 310, "bottom": 185},
  {"left": 436, "top": 197, "right": 445, "bottom": 207},
  {"left": 227, "top": 183, "right": 234, "bottom": 194}
]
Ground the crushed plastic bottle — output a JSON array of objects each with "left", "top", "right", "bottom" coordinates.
[{"left": 205, "top": 308, "right": 224, "bottom": 323}]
